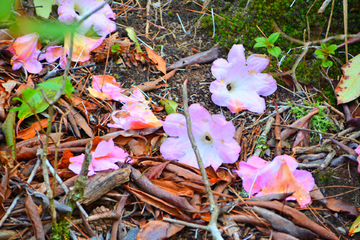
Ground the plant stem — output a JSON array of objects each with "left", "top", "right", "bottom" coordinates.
[{"left": 182, "top": 80, "right": 223, "bottom": 240}]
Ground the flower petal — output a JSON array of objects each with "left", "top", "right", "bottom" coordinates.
[
  {"left": 211, "top": 58, "right": 231, "bottom": 80},
  {"left": 246, "top": 54, "right": 270, "bottom": 73}
]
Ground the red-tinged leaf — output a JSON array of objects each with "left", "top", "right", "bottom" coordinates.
[
  {"left": 145, "top": 46, "right": 167, "bottom": 74},
  {"left": 124, "top": 185, "right": 184, "bottom": 217},
  {"left": 129, "top": 165, "right": 196, "bottom": 212},
  {"left": 150, "top": 104, "right": 164, "bottom": 112},
  {"left": 17, "top": 116, "right": 55, "bottom": 140},
  {"left": 200, "top": 212, "right": 211, "bottom": 222},
  {"left": 25, "top": 195, "right": 45, "bottom": 240},
  {"left": 137, "top": 220, "right": 184, "bottom": 240},
  {"left": 326, "top": 198, "right": 359, "bottom": 217},
  {"left": 151, "top": 180, "right": 194, "bottom": 198},
  {"left": 57, "top": 150, "right": 73, "bottom": 169},
  {"left": 144, "top": 161, "right": 170, "bottom": 180}
]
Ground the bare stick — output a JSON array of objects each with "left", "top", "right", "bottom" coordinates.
[
  {"left": 181, "top": 80, "right": 223, "bottom": 240},
  {"left": 343, "top": 0, "right": 348, "bottom": 63},
  {"left": 0, "top": 158, "right": 41, "bottom": 227}
]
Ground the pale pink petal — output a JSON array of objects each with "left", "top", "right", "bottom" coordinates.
[
  {"left": 211, "top": 58, "right": 231, "bottom": 80},
  {"left": 162, "top": 113, "right": 187, "bottom": 137},
  {"left": 91, "top": 160, "right": 119, "bottom": 172},
  {"left": 246, "top": 156, "right": 269, "bottom": 168},
  {"left": 228, "top": 91, "right": 266, "bottom": 114},
  {"left": 292, "top": 170, "right": 315, "bottom": 192},
  {"left": 246, "top": 73, "right": 277, "bottom": 96},
  {"left": 210, "top": 80, "right": 231, "bottom": 106},
  {"left": 246, "top": 54, "right": 270, "bottom": 73},
  {"left": 227, "top": 44, "right": 245, "bottom": 66},
  {"left": 160, "top": 137, "right": 192, "bottom": 160},
  {"left": 45, "top": 46, "right": 65, "bottom": 62},
  {"left": 355, "top": 145, "right": 360, "bottom": 155},
  {"left": 24, "top": 58, "right": 43, "bottom": 74},
  {"left": 93, "top": 139, "right": 114, "bottom": 158},
  {"left": 273, "top": 155, "right": 299, "bottom": 171},
  {"left": 108, "top": 146, "right": 129, "bottom": 162}
]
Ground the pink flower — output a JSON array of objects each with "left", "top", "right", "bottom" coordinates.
[
  {"left": 88, "top": 75, "right": 125, "bottom": 101},
  {"left": 355, "top": 145, "right": 360, "bottom": 173},
  {"left": 45, "top": 33, "right": 103, "bottom": 69},
  {"left": 160, "top": 103, "right": 240, "bottom": 171},
  {"left": 69, "top": 139, "right": 129, "bottom": 176},
  {"left": 88, "top": 75, "right": 147, "bottom": 104},
  {"left": 234, "top": 155, "right": 315, "bottom": 208},
  {"left": 7, "top": 33, "right": 43, "bottom": 74},
  {"left": 210, "top": 44, "right": 277, "bottom": 114},
  {"left": 57, "top": 0, "right": 116, "bottom": 37},
  {"left": 108, "top": 101, "right": 162, "bottom": 130}
]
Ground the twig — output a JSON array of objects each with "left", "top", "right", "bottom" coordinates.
[
  {"left": 243, "top": 106, "right": 290, "bottom": 130},
  {"left": 178, "top": 80, "right": 223, "bottom": 240},
  {"left": 253, "top": 117, "right": 274, "bottom": 157},
  {"left": 46, "top": 160, "right": 89, "bottom": 218},
  {"left": 318, "top": 0, "right": 332, "bottom": 14},
  {"left": 322, "top": 102, "right": 345, "bottom": 119},
  {"left": 324, "top": 0, "right": 335, "bottom": 38},
  {"left": 343, "top": 0, "right": 348, "bottom": 63},
  {"left": 320, "top": 150, "right": 337, "bottom": 169},
  {"left": 0, "top": 158, "right": 41, "bottom": 227}
]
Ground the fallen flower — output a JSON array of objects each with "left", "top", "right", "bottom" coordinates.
[
  {"left": 210, "top": 44, "right": 277, "bottom": 114},
  {"left": 355, "top": 145, "right": 360, "bottom": 173},
  {"left": 69, "top": 138, "right": 129, "bottom": 176},
  {"left": 234, "top": 155, "right": 315, "bottom": 208},
  {"left": 108, "top": 101, "right": 162, "bottom": 130},
  {"left": 57, "top": 0, "right": 116, "bottom": 37},
  {"left": 160, "top": 103, "right": 240, "bottom": 171},
  {"left": 7, "top": 33, "right": 43, "bottom": 74},
  {"left": 45, "top": 33, "right": 103, "bottom": 69},
  {"left": 88, "top": 75, "right": 125, "bottom": 101},
  {"left": 88, "top": 75, "right": 147, "bottom": 104}
]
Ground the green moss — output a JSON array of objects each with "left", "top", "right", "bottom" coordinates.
[{"left": 201, "top": 0, "right": 360, "bottom": 90}]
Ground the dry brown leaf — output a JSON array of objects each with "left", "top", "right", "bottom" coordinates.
[
  {"left": 25, "top": 195, "right": 45, "bottom": 240},
  {"left": 136, "top": 220, "right": 184, "bottom": 240},
  {"left": 145, "top": 46, "right": 167, "bottom": 74}
]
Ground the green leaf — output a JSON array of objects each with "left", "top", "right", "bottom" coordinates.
[
  {"left": 349, "top": 214, "right": 360, "bottom": 236},
  {"left": 334, "top": 54, "right": 360, "bottom": 104},
  {"left": 254, "top": 42, "right": 267, "bottom": 48},
  {"left": 315, "top": 49, "right": 325, "bottom": 56},
  {"left": 12, "top": 75, "right": 74, "bottom": 119},
  {"left": 268, "top": 47, "right": 281, "bottom": 58},
  {"left": 268, "top": 32, "right": 280, "bottom": 44},
  {"left": 255, "top": 37, "right": 267, "bottom": 43},
  {"left": 320, "top": 43, "right": 327, "bottom": 50},
  {"left": 160, "top": 99, "right": 178, "bottom": 114},
  {"left": 1, "top": 111, "right": 16, "bottom": 160},
  {"left": 327, "top": 44, "right": 337, "bottom": 54},
  {"left": 34, "top": 0, "right": 56, "bottom": 19},
  {"left": 0, "top": 0, "right": 13, "bottom": 22},
  {"left": 126, "top": 27, "right": 143, "bottom": 54},
  {"left": 321, "top": 60, "right": 333, "bottom": 67}
]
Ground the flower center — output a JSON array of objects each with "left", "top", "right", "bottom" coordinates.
[
  {"left": 205, "top": 135, "right": 211, "bottom": 142},
  {"left": 226, "top": 84, "right": 232, "bottom": 91}
]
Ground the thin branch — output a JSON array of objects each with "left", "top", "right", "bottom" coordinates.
[
  {"left": 181, "top": 80, "right": 223, "bottom": 240},
  {"left": 0, "top": 158, "right": 41, "bottom": 227}
]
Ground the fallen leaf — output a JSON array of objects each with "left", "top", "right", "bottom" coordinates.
[
  {"left": 145, "top": 46, "right": 166, "bottom": 74},
  {"left": 25, "top": 194, "right": 45, "bottom": 240},
  {"left": 136, "top": 220, "right": 184, "bottom": 240},
  {"left": 326, "top": 198, "right": 359, "bottom": 217},
  {"left": 334, "top": 54, "right": 360, "bottom": 104}
]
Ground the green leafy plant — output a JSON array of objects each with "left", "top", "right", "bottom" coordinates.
[
  {"left": 10, "top": 76, "right": 74, "bottom": 120},
  {"left": 160, "top": 98, "right": 178, "bottom": 114},
  {"left": 111, "top": 43, "right": 121, "bottom": 54},
  {"left": 315, "top": 43, "right": 337, "bottom": 68},
  {"left": 289, "top": 101, "right": 336, "bottom": 141},
  {"left": 254, "top": 32, "right": 281, "bottom": 57}
]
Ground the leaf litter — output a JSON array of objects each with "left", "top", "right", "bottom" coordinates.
[{"left": 0, "top": 0, "right": 359, "bottom": 239}]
